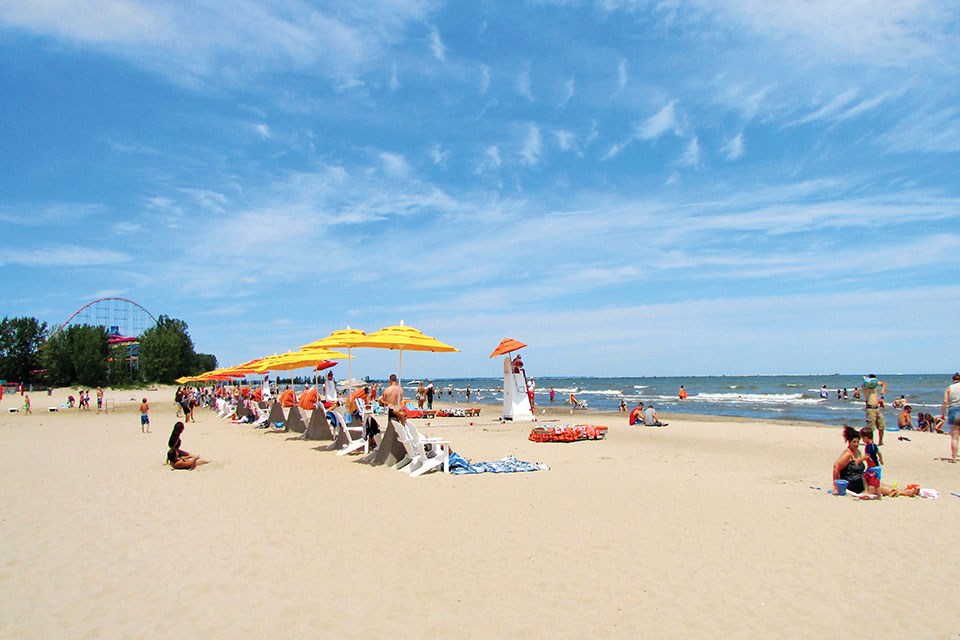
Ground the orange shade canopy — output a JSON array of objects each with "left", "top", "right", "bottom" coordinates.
[{"left": 489, "top": 338, "right": 527, "bottom": 358}]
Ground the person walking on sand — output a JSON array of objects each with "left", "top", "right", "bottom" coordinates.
[
  {"left": 23, "top": 394, "right": 32, "bottom": 415},
  {"left": 862, "top": 374, "right": 887, "bottom": 445},
  {"left": 417, "top": 381, "right": 426, "bottom": 409},
  {"left": 140, "top": 397, "right": 151, "bottom": 433},
  {"left": 940, "top": 373, "right": 960, "bottom": 462},
  {"left": 96, "top": 387, "right": 103, "bottom": 413}
]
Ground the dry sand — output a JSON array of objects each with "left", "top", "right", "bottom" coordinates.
[{"left": 1, "top": 386, "right": 957, "bottom": 639}]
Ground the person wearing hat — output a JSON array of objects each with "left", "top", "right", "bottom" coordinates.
[{"left": 940, "top": 373, "right": 960, "bottom": 462}]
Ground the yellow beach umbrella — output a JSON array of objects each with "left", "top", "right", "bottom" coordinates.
[
  {"left": 251, "top": 349, "right": 352, "bottom": 388},
  {"left": 300, "top": 327, "right": 367, "bottom": 381},
  {"left": 353, "top": 322, "right": 458, "bottom": 391}
]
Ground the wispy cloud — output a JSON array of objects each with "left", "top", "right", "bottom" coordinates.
[
  {"left": 429, "top": 24, "right": 445, "bottom": 61},
  {"left": 603, "top": 101, "right": 683, "bottom": 159},
  {"left": 251, "top": 123, "right": 272, "bottom": 139},
  {"left": 476, "top": 145, "right": 501, "bottom": 173},
  {"left": 877, "top": 108, "right": 960, "bottom": 154},
  {"left": 0, "top": 1, "right": 435, "bottom": 87},
  {"left": 430, "top": 143, "right": 449, "bottom": 166},
  {"left": 517, "top": 64, "right": 533, "bottom": 101},
  {"left": 379, "top": 151, "right": 410, "bottom": 177},
  {"left": 520, "top": 124, "right": 543, "bottom": 166},
  {"left": 786, "top": 87, "right": 860, "bottom": 127},
  {"left": 678, "top": 136, "right": 700, "bottom": 167},
  {"left": 723, "top": 132, "right": 744, "bottom": 160},
  {"left": 0, "top": 245, "right": 130, "bottom": 267},
  {"left": 559, "top": 77, "right": 575, "bottom": 108},
  {"left": 617, "top": 57, "right": 628, "bottom": 89},
  {"left": 479, "top": 65, "right": 490, "bottom": 94},
  {"left": 639, "top": 100, "right": 682, "bottom": 139},
  {"left": 389, "top": 62, "right": 400, "bottom": 91}
]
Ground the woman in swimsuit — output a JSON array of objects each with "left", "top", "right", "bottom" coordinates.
[
  {"left": 832, "top": 426, "right": 917, "bottom": 497},
  {"left": 167, "top": 421, "right": 205, "bottom": 470}
]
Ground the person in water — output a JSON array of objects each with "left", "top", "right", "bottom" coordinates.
[
  {"left": 167, "top": 421, "right": 205, "bottom": 470},
  {"left": 832, "top": 425, "right": 916, "bottom": 497}
]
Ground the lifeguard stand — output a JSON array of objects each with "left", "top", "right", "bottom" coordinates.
[{"left": 502, "top": 356, "right": 533, "bottom": 421}]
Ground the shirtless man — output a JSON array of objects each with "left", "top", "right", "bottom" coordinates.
[
  {"left": 379, "top": 374, "right": 404, "bottom": 421},
  {"left": 897, "top": 405, "right": 913, "bottom": 430},
  {"left": 862, "top": 374, "right": 887, "bottom": 445}
]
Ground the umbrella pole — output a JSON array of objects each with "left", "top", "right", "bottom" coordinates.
[{"left": 398, "top": 349, "right": 403, "bottom": 405}]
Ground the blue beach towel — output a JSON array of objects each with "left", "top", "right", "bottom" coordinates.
[{"left": 448, "top": 452, "right": 549, "bottom": 475}]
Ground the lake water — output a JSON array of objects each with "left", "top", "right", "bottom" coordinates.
[{"left": 402, "top": 374, "right": 954, "bottom": 426}]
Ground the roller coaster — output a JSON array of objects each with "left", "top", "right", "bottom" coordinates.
[{"left": 51, "top": 297, "right": 158, "bottom": 340}]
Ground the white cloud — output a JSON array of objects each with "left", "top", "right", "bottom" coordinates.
[
  {"left": 476, "top": 145, "right": 501, "bottom": 173},
  {"left": 389, "top": 62, "right": 400, "bottom": 91},
  {"left": 555, "top": 129, "right": 580, "bottom": 155},
  {"left": 0, "top": 244, "right": 130, "bottom": 267},
  {"left": 559, "top": 77, "right": 575, "bottom": 108},
  {"left": 834, "top": 92, "right": 892, "bottom": 121},
  {"left": 517, "top": 65, "right": 533, "bottom": 101},
  {"left": 0, "top": 1, "right": 436, "bottom": 87},
  {"left": 379, "top": 151, "right": 410, "bottom": 177},
  {"left": 639, "top": 101, "right": 682, "bottom": 139},
  {"left": 430, "top": 143, "right": 449, "bottom": 166},
  {"left": 679, "top": 136, "right": 700, "bottom": 167},
  {"left": 520, "top": 124, "right": 543, "bottom": 166},
  {"left": 252, "top": 123, "right": 271, "bottom": 139},
  {"left": 479, "top": 65, "right": 490, "bottom": 94},
  {"left": 429, "top": 24, "right": 445, "bottom": 61},
  {"left": 724, "top": 131, "right": 744, "bottom": 160},
  {"left": 787, "top": 87, "right": 860, "bottom": 127},
  {"left": 617, "top": 57, "right": 627, "bottom": 88},
  {"left": 877, "top": 108, "right": 960, "bottom": 154}
]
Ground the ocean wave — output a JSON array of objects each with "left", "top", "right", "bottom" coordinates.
[
  {"left": 580, "top": 389, "right": 625, "bottom": 396},
  {"left": 693, "top": 392, "right": 822, "bottom": 405}
]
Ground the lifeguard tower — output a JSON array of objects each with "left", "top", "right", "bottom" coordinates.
[{"left": 490, "top": 338, "right": 533, "bottom": 421}]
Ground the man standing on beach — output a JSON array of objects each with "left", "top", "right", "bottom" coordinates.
[
  {"left": 426, "top": 380, "right": 434, "bottom": 409},
  {"left": 379, "top": 374, "right": 403, "bottom": 422},
  {"left": 862, "top": 374, "right": 887, "bottom": 445}
]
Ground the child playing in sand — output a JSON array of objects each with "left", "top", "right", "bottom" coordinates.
[
  {"left": 860, "top": 427, "right": 883, "bottom": 500},
  {"left": 140, "top": 398, "right": 150, "bottom": 433},
  {"left": 23, "top": 395, "right": 32, "bottom": 415}
]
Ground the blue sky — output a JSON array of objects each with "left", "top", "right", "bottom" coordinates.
[{"left": 2, "top": 1, "right": 959, "bottom": 378}]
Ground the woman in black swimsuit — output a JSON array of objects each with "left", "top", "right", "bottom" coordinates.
[
  {"left": 832, "top": 425, "right": 917, "bottom": 496},
  {"left": 167, "top": 421, "right": 203, "bottom": 470}
]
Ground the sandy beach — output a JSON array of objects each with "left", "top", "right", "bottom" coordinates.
[{"left": 1, "top": 386, "right": 957, "bottom": 639}]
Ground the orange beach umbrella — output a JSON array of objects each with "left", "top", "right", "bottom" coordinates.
[{"left": 489, "top": 338, "right": 527, "bottom": 358}]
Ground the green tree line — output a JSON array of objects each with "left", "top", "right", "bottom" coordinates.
[{"left": 0, "top": 315, "right": 217, "bottom": 387}]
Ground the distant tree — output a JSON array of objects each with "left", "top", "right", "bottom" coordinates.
[
  {"left": 107, "top": 343, "right": 137, "bottom": 386},
  {"left": 138, "top": 315, "right": 196, "bottom": 384},
  {"left": 43, "top": 324, "right": 109, "bottom": 387},
  {"left": 196, "top": 353, "right": 218, "bottom": 374},
  {"left": 0, "top": 316, "right": 49, "bottom": 383}
]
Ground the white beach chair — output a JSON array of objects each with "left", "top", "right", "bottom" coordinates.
[
  {"left": 332, "top": 411, "right": 367, "bottom": 456},
  {"left": 391, "top": 419, "right": 451, "bottom": 477}
]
